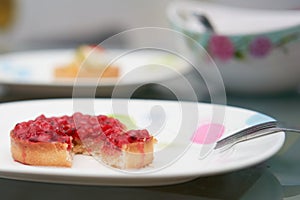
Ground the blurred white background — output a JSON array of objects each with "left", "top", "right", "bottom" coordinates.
[
  {"left": 0, "top": 0, "right": 175, "bottom": 51},
  {"left": 1, "top": 0, "right": 300, "bottom": 52}
]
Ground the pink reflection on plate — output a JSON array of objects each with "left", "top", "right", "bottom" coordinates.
[{"left": 192, "top": 123, "right": 225, "bottom": 144}]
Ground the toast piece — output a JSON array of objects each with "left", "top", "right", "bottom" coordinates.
[
  {"left": 54, "top": 45, "right": 119, "bottom": 79},
  {"left": 10, "top": 113, "right": 155, "bottom": 169},
  {"left": 54, "top": 61, "right": 119, "bottom": 78}
]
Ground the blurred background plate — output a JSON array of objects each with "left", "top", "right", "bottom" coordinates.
[{"left": 0, "top": 48, "right": 193, "bottom": 98}]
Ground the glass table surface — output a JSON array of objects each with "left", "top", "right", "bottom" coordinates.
[{"left": 0, "top": 82, "right": 299, "bottom": 200}]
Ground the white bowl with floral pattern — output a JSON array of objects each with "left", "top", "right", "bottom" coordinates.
[{"left": 167, "top": 1, "right": 300, "bottom": 94}]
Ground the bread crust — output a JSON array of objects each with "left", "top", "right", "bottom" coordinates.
[
  {"left": 10, "top": 131, "right": 73, "bottom": 167},
  {"left": 98, "top": 137, "right": 155, "bottom": 169},
  {"left": 122, "top": 137, "right": 155, "bottom": 169},
  {"left": 10, "top": 131, "right": 155, "bottom": 169}
]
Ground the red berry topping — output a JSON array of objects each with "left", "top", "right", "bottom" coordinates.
[{"left": 12, "top": 113, "right": 151, "bottom": 149}]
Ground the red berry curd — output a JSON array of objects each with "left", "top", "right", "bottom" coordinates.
[{"left": 12, "top": 112, "right": 152, "bottom": 149}]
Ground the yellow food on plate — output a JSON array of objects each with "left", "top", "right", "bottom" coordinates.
[{"left": 54, "top": 45, "right": 119, "bottom": 79}]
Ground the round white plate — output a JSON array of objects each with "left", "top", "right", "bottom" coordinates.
[
  {"left": 0, "top": 49, "right": 191, "bottom": 97},
  {"left": 0, "top": 99, "right": 285, "bottom": 186}
]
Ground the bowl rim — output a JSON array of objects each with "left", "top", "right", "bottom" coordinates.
[{"left": 166, "top": 0, "right": 300, "bottom": 37}]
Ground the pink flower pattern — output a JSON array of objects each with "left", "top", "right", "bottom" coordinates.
[
  {"left": 202, "top": 32, "right": 298, "bottom": 61},
  {"left": 249, "top": 36, "right": 272, "bottom": 57},
  {"left": 208, "top": 35, "right": 234, "bottom": 61}
]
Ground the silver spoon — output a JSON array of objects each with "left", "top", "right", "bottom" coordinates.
[{"left": 214, "top": 121, "right": 300, "bottom": 152}]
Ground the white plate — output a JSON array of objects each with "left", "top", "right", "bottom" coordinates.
[
  {"left": 0, "top": 49, "right": 191, "bottom": 97},
  {"left": 0, "top": 99, "right": 285, "bottom": 186}
]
